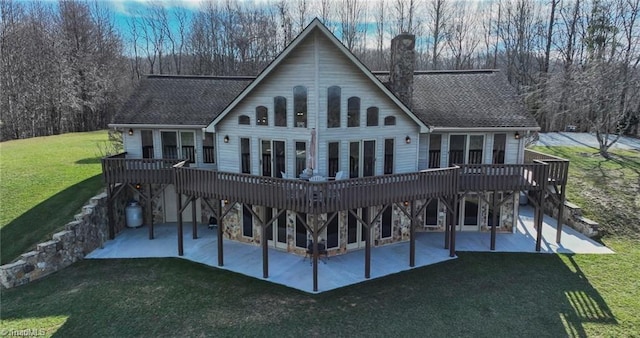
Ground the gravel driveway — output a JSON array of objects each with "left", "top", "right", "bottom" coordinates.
[{"left": 536, "top": 132, "right": 640, "bottom": 150}]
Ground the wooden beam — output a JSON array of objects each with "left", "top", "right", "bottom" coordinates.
[
  {"left": 177, "top": 193, "right": 184, "bottom": 256},
  {"left": 490, "top": 192, "right": 497, "bottom": 251},
  {"left": 556, "top": 183, "right": 567, "bottom": 244},
  {"left": 147, "top": 184, "right": 154, "bottom": 240},
  {"left": 216, "top": 200, "right": 224, "bottom": 267},
  {"left": 410, "top": 201, "right": 416, "bottom": 267},
  {"left": 192, "top": 196, "right": 198, "bottom": 239},
  {"left": 450, "top": 195, "right": 458, "bottom": 257},
  {"left": 535, "top": 191, "right": 544, "bottom": 252},
  {"left": 262, "top": 218, "right": 268, "bottom": 278},
  {"left": 312, "top": 214, "right": 319, "bottom": 292}
]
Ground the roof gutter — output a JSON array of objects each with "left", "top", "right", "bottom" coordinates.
[
  {"left": 427, "top": 126, "right": 540, "bottom": 133},
  {"left": 109, "top": 124, "right": 208, "bottom": 130}
]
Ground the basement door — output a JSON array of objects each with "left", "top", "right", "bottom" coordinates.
[{"left": 163, "top": 185, "right": 201, "bottom": 223}]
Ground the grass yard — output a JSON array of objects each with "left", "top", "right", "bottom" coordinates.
[
  {"left": 0, "top": 131, "right": 109, "bottom": 264},
  {"left": 1, "top": 136, "right": 639, "bottom": 337}
]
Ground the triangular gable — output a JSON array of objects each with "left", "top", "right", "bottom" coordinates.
[{"left": 206, "top": 18, "right": 429, "bottom": 133}]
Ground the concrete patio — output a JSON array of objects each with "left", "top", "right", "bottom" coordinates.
[{"left": 86, "top": 206, "right": 613, "bottom": 293}]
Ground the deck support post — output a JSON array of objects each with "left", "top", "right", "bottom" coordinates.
[
  {"left": 217, "top": 200, "right": 224, "bottom": 267},
  {"left": 312, "top": 214, "right": 319, "bottom": 292},
  {"left": 177, "top": 193, "right": 184, "bottom": 256},
  {"left": 535, "top": 191, "right": 544, "bottom": 252},
  {"left": 556, "top": 185, "right": 566, "bottom": 244},
  {"left": 106, "top": 186, "right": 115, "bottom": 240},
  {"left": 147, "top": 184, "right": 154, "bottom": 240},
  {"left": 364, "top": 220, "right": 371, "bottom": 279},
  {"left": 490, "top": 192, "right": 497, "bottom": 251},
  {"left": 262, "top": 217, "right": 269, "bottom": 279},
  {"left": 450, "top": 195, "right": 458, "bottom": 257},
  {"left": 409, "top": 201, "right": 416, "bottom": 267},
  {"left": 192, "top": 196, "right": 198, "bottom": 239}
]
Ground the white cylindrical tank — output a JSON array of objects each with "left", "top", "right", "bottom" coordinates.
[{"left": 125, "top": 201, "right": 143, "bottom": 228}]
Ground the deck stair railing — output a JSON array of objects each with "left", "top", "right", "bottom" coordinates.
[{"left": 524, "top": 149, "right": 569, "bottom": 185}]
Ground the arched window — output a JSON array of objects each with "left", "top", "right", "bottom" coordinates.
[
  {"left": 384, "top": 116, "right": 396, "bottom": 126},
  {"left": 238, "top": 115, "right": 250, "bottom": 125},
  {"left": 256, "top": 106, "right": 268, "bottom": 126},
  {"left": 366, "top": 107, "right": 379, "bottom": 126},
  {"left": 327, "top": 86, "right": 341, "bottom": 128},
  {"left": 347, "top": 97, "right": 360, "bottom": 127},
  {"left": 274, "top": 96, "right": 287, "bottom": 127},
  {"left": 294, "top": 86, "right": 307, "bottom": 128}
]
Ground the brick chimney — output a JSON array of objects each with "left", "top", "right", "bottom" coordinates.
[{"left": 389, "top": 33, "right": 415, "bottom": 109}]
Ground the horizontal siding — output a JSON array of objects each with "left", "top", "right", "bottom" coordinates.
[{"left": 418, "top": 134, "right": 429, "bottom": 170}]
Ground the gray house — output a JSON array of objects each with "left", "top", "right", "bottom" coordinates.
[{"left": 106, "top": 19, "right": 566, "bottom": 283}]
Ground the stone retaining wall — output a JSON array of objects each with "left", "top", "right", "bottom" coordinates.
[
  {"left": 544, "top": 197, "right": 600, "bottom": 238},
  {"left": 0, "top": 191, "right": 128, "bottom": 289}
]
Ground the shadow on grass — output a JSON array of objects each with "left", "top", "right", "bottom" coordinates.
[
  {"left": 0, "top": 251, "right": 619, "bottom": 337},
  {"left": 0, "top": 175, "right": 103, "bottom": 265},
  {"left": 75, "top": 157, "right": 102, "bottom": 165}
]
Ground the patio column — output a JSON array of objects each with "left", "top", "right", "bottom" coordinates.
[
  {"left": 409, "top": 201, "right": 416, "bottom": 267},
  {"left": 262, "top": 219, "right": 269, "bottom": 279},
  {"left": 312, "top": 214, "right": 319, "bottom": 292},
  {"left": 364, "top": 221, "right": 371, "bottom": 279},
  {"left": 490, "top": 192, "right": 497, "bottom": 251},
  {"left": 192, "top": 197, "right": 198, "bottom": 239},
  {"left": 556, "top": 184, "right": 567, "bottom": 244},
  {"left": 535, "top": 191, "right": 544, "bottom": 252},
  {"left": 217, "top": 200, "right": 224, "bottom": 267},
  {"left": 177, "top": 193, "right": 184, "bottom": 256},
  {"left": 450, "top": 195, "right": 458, "bottom": 257},
  {"left": 147, "top": 184, "right": 154, "bottom": 240}
]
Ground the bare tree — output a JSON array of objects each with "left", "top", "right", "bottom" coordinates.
[{"left": 426, "top": 0, "right": 449, "bottom": 69}]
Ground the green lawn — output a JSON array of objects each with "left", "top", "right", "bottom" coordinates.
[
  {"left": 0, "top": 131, "right": 108, "bottom": 264},
  {"left": 1, "top": 137, "right": 639, "bottom": 337}
]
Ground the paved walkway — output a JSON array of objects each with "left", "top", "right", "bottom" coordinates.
[
  {"left": 87, "top": 206, "right": 612, "bottom": 293},
  {"left": 536, "top": 132, "right": 640, "bottom": 150}
]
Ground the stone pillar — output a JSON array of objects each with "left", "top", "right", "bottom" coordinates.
[{"left": 390, "top": 33, "right": 416, "bottom": 109}]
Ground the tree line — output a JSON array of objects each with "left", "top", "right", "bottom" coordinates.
[{"left": 2, "top": 0, "right": 639, "bottom": 154}]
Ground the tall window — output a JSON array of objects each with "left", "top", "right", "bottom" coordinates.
[
  {"left": 429, "top": 134, "right": 441, "bottom": 168},
  {"left": 347, "top": 97, "right": 360, "bottom": 127},
  {"left": 449, "top": 135, "right": 466, "bottom": 166},
  {"left": 238, "top": 115, "right": 250, "bottom": 125},
  {"left": 295, "top": 213, "right": 307, "bottom": 248},
  {"left": 294, "top": 86, "right": 307, "bottom": 128},
  {"left": 241, "top": 138, "right": 251, "bottom": 174},
  {"left": 366, "top": 107, "right": 379, "bottom": 126},
  {"left": 384, "top": 116, "right": 396, "bottom": 125},
  {"left": 296, "top": 141, "right": 306, "bottom": 177},
  {"left": 327, "top": 86, "right": 341, "bottom": 128},
  {"left": 274, "top": 96, "right": 287, "bottom": 127},
  {"left": 203, "top": 132, "right": 215, "bottom": 163},
  {"left": 141, "top": 130, "right": 153, "bottom": 158},
  {"left": 493, "top": 133, "right": 506, "bottom": 164},
  {"left": 161, "top": 131, "right": 178, "bottom": 159},
  {"left": 469, "top": 135, "right": 484, "bottom": 164},
  {"left": 256, "top": 106, "right": 268, "bottom": 126},
  {"left": 328, "top": 142, "right": 339, "bottom": 178},
  {"left": 384, "top": 138, "right": 394, "bottom": 174}
]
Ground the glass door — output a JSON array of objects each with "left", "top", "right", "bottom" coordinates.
[
  {"left": 347, "top": 208, "right": 368, "bottom": 249},
  {"left": 265, "top": 207, "right": 288, "bottom": 249},
  {"left": 349, "top": 140, "right": 376, "bottom": 178},
  {"left": 459, "top": 195, "right": 480, "bottom": 231},
  {"left": 261, "top": 140, "right": 286, "bottom": 178}
]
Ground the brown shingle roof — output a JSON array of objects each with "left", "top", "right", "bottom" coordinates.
[
  {"left": 112, "top": 75, "right": 253, "bottom": 126},
  {"left": 376, "top": 70, "right": 538, "bottom": 129}
]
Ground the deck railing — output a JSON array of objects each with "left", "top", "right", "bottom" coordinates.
[
  {"left": 457, "top": 163, "right": 549, "bottom": 192},
  {"left": 174, "top": 167, "right": 461, "bottom": 214},
  {"left": 102, "top": 153, "right": 186, "bottom": 185},
  {"left": 524, "top": 149, "right": 570, "bottom": 184}
]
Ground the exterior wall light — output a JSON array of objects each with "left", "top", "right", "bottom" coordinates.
[
  {"left": 514, "top": 132, "right": 520, "bottom": 139},
  {"left": 224, "top": 135, "right": 230, "bottom": 143},
  {"left": 405, "top": 135, "right": 411, "bottom": 144},
  {"left": 128, "top": 128, "right": 134, "bottom": 136}
]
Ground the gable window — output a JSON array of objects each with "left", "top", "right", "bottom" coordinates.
[
  {"left": 274, "top": 96, "right": 287, "bottom": 127},
  {"left": 141, "top": 130, "right": 154, "bottom": 158},
  {"left": 347, "top": 97, "right": 360, "bottom": 127},
  {"left": 239, "top": 115, "right": 250, "bottom": 125},
  {"left": 256, "top": 106, "right": 268, "bottom": 126},
  {"left": 203, "top": 132, "right": 215, "bottom": 163},
  {"left": 366, "top": 107, "right": 379, "bottom": 126},
  {"left": 384, "top": 116, "right": 396, "bottom": 126},
  {"left": 294, "top": 86, "right": 307, "bottom": 128},
  {"left": 327, "top": 86, "right": 341, "bottom": 128}
]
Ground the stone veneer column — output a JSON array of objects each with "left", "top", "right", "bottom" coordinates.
[{"left": 390, "top": 33, "right": 416, "bottom": 109}]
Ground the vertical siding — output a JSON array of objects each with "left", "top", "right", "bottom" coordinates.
[{"left": 215, "top": 29, "right": 421, "bottom": 176}]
